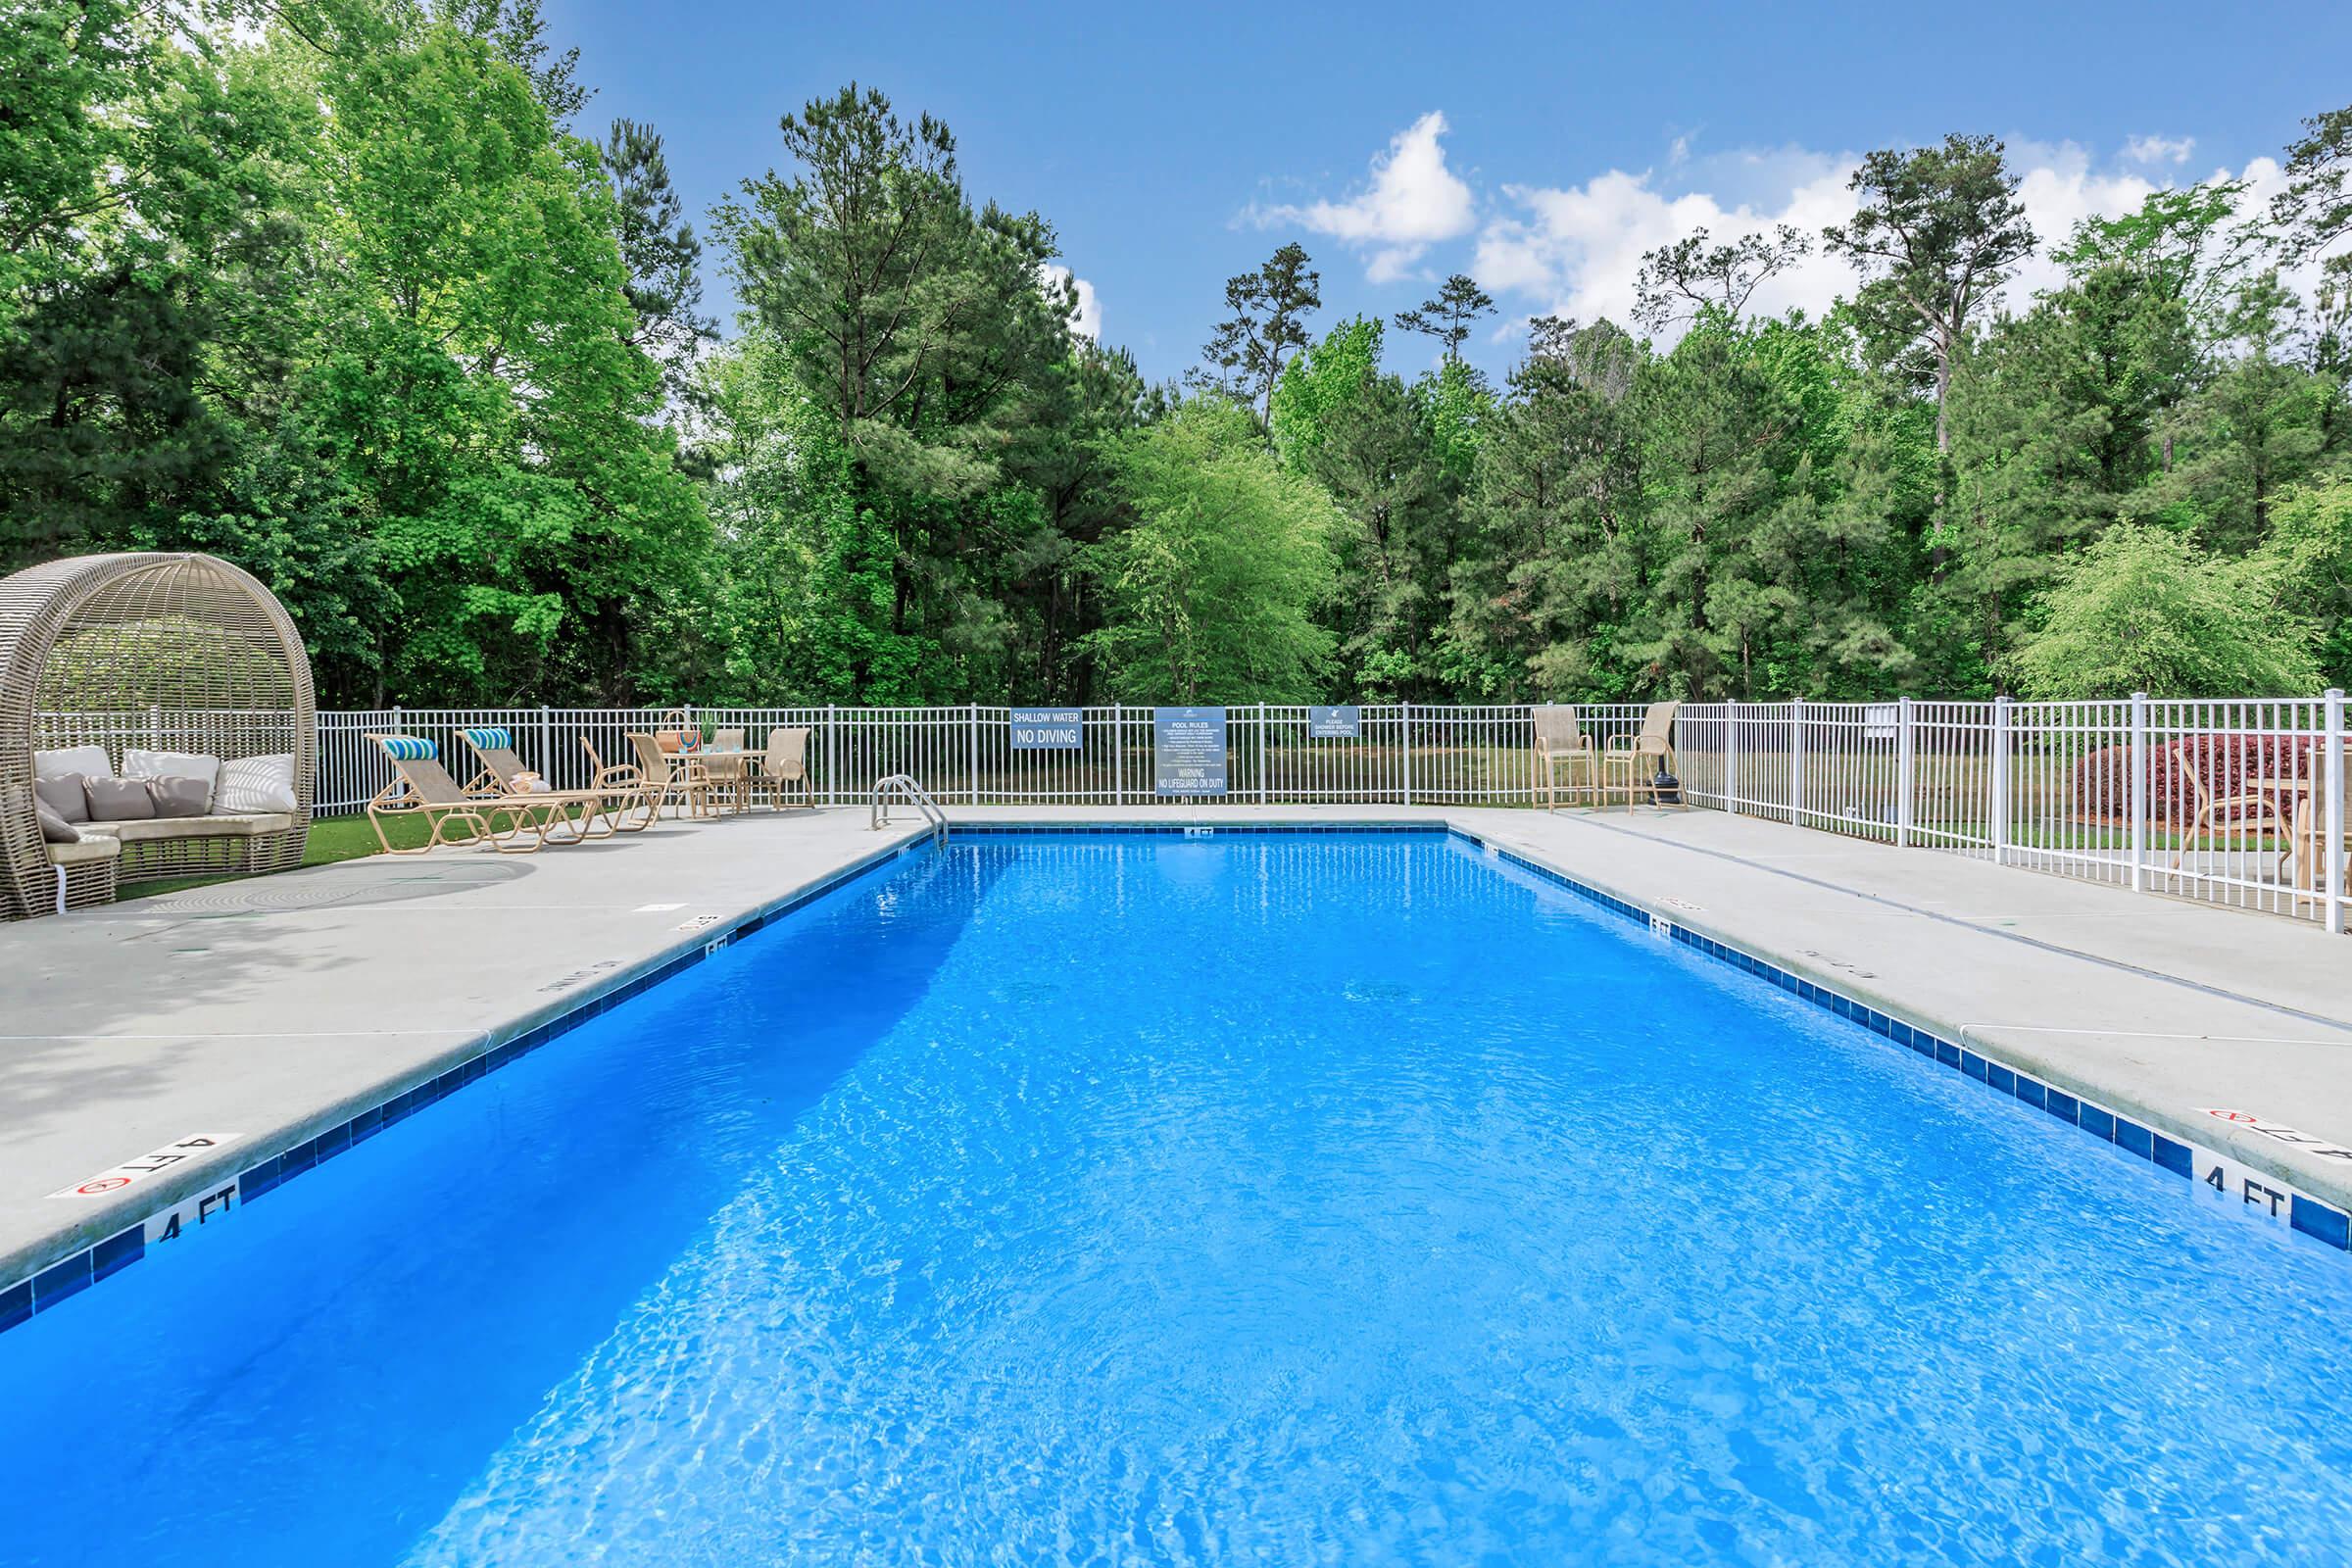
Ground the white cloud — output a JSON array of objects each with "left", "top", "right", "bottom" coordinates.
[
  {"left": 1474, "top": 163, "right": 1858, "bottom": 332},
  {"left": 1252, "top": 111, "right": 1476, "bottom": 279},
  {"left": 1471, "top": 137, "right": 2278, "bottom": 344},
  {"left": 2125, "top": 134, "right": 2196, "bottom": 166},
  {"left": 1041, "top": 264, "right": 1102, "bottom": 341}
]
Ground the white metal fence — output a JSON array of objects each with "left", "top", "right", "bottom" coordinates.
[{"left": 70, "top": 694, "right": 2347, "bottom": 935}]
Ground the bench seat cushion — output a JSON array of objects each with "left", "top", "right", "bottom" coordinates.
[
  {"left": 75, "top": 812, "right": 294, "bottom": 843},
  {"left": 47, "top": 836, "right": 123, "bottom": 866}
]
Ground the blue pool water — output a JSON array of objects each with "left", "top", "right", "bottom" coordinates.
[{"left": 4, "top": 830, "right": 2350, "bottom": 1565}]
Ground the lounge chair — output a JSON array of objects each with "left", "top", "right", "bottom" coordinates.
[
  {"left": 1604, "top": 700, "right": 1684, "bottom": 808},
  {"left": 1532, "top": 706, "right": 1598, "bottom": 808},
  {"left": 753, "top": 727, "right": 814, "bottom": 810},
  {"left": 627, "top": 731, "right": 715, "bottom": 819},
  {"left": 459, "top": 726, "right": 649, "bottom": 835},
  {"left": 366, "top": 735, "right": 616, "bottom": 855}
]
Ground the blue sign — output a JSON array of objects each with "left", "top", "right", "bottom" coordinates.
[
  {"left": 1152, "top": 707, "right": 1228, "bottom": 796},
  {"left": 1009, "top": 708, "right": 1083, "bottom": 751},
  {"left": 1307, "top": 705, "right": 1362, "bottom": 740}
]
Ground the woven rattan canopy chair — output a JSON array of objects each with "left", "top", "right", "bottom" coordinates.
[{"left": 0, "top": 553, "right": 316, "bottom": 919}]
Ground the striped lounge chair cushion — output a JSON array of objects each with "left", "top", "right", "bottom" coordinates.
[
  {"left": 464, "top": 727, "right": 514, "bottom": 750},
  {"left": 380, "top": 736, "right": 437, "bottom": 760}
]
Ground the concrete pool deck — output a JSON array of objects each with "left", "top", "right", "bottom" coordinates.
[{"left": 4, "top": 803, "right": 2350, "bottom": 1297}]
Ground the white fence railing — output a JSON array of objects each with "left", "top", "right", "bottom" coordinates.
[{"left": 53, "top": 696, "right": 2347, "bottom": 935}]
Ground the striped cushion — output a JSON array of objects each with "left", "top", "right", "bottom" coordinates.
[
  {"left": 464, "top": 727, "right": 514, "bottom": 750},
  {"left": 379, "top": 736, "right": 437, "bottom": 761}
]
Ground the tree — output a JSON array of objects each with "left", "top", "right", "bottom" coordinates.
[
  {"left": 2151, "top": 270, "right": 2335, "bottom": 553},
  {"left": 1268, "top": 315, "right": 1383, "bottom": 464},
  {"left": 1300, "top": 372, "right": 1450, "bottom": 697},
  {"left": 2258, "top": 473, "right": 2352, "bottom": 684},
  {"left": 1393, "top": 273, "right": 1494, "bottom": 364},
  {"left": 2009, "top": 522, "right": 2316, "bottom": 698},
  {"left": 1082, "top": 398, "right": 1337, "bottom": 701},
  {"left": 1634, "top": 225, "right": 1810, "bottom": 332},
  {"left": 302, "top": 20, "right": 706, "bottom": 703},
  {"left": 717, "top": 84, "right": 1082, "bottom": 702},
  {"left": 1823, "top": 135, "right": 2035, "bottom": 457},
  {"left": 602, "top": 118, "right": 716, "bottom": 412},
  {"left": 1446, "top": 318, "right": 1646, "bottom": 700},
  {"left": 2276, "top": 104, "right": 2352, "bottom": 279},
  {"left": 1197, "top": 242, "right": 1321, "bottom": 430}
]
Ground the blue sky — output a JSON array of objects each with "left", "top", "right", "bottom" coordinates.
[{"left": 547, "top": 0, "right": 2352, "bottom": 382}]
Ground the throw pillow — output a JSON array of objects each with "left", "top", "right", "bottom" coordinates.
[
  {"left": 214, "top": 754, "right": 298, "bottom": 814},
  {"left": 36, "top": 804, "right": 80, "bottom": 845},
  {"left": 85, "top": 777, "right": 156, "bottom": 822},
  {"left": 147, "top": 775, "right": 212, "bottom": 818},
  {"left": 34, "top": 772, "right": 89, "bottom": 823}
]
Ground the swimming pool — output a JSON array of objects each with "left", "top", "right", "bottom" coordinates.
[{"left": 3, "top": 828, "right": 2348, "bottom": 1564}]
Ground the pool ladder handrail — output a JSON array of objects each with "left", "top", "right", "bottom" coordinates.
[{"left": 869, "top": 773, "right": 947, "bottom": 843}]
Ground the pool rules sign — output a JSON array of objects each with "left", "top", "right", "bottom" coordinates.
[{"left": 1153, "top": 707, "right": 1228, "bottom": 796}]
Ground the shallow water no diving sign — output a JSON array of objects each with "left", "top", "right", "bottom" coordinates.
[
  {"left": 1010, "top": 709, "right": 1083, "bottom": 751},
  {"left": 48, "top": 1134, "right": 241, "bottom": 1200}
]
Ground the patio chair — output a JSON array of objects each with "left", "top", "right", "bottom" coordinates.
[
  {"left": 2171, "top": 749, "right": 2297, "bottom": 881},
  {"left": 1532, "top": 706, "right": 1598, "bottom": 808},
  {"left": 1604, "top": 700, "right": 1684, "bottom": 808},
  {"left": 752, "top": 726, "right": 814, "bottom": 810},
  {"left": 704, "top": 726, "right": 752, "bottom": 810},
  {"left": 627, "top": 730, "right": 715, "bottom": 819},
  {"left": 365, "top": 736, "right": 612, "bottom": 855},
  {"left": 460, "top": 726, "right": 650, "bottom": 836}
]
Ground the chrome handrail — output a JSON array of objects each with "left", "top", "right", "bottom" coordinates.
[{"left": 870, "top": 773, "right": 947, "bottom": 843}]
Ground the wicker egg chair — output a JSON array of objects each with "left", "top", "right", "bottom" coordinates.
[{"left": 0, "top": 553, "right": 316, "bottom": 919}]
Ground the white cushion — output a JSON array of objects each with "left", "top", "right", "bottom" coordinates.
[
  {"left": 214, "top": 753, "right": 298, "bottom": 814},
  {"left": 34, "top": 745, "right": 112, "bottom": 781},
  {"left": 123, "top": 749, "right": 221, "bottom": 810}
]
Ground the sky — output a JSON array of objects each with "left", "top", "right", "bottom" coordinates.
[{"left": 546, "top": 0, "right": 2352, "bottom": 384}]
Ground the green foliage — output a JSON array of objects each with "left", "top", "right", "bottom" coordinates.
[
  {"left": 1082, "top": 399, "right": 1337, "bottom": 701},
  {"left": 1268, "top": 316, "right": 1383, "bottom": 463},
  {"left": 2258, "top": 474, "right": 2352, "bottom": 684},
  {"left": 4, "top": 32, "right": 2349, "bottom": 711},
  {"left": 2009, "top": 523, "right": 2317, "bottom": 698}
]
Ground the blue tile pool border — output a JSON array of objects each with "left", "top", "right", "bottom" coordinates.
[
  {"left": 1442, "top": 824, "right": 2352, "bottom": 1265},
  {"left": 9, "top": 819, "right": 2346, "bottom": 1340},
  {"left": 0, "top": 830, "right": 932, "bottom": 1337}
]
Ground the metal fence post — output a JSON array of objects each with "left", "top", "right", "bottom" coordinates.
[
  {"left": 1788, "top": 703, "right": 1803, "bottom": 826},
  {"left": 825, "top": 704, "right": 837, "bottom": 807},
  {"left": 1725, "top": 699, "right": 1740, "bottom": 815},
  {"left": 1257, "top": 702, "right": 1269, "bottom": 803},
  {"left": 1112, "top": 703, "right": 1124, "bottom": 807},
  {"left": 2327, "top": 689, "right": 2345, "bottom": 935},
  {"left": 2129, "top": 692, "right": 2149, "bottom": 894},
  {"left": 1400, "top": 701, "right": 1413, "bottom": 807},
  {"left": 539, "top": 705, "right": 554, "bottom": 786},
  {"left": 1895, "top": 697, "right": 1915, "bottom": 848},
  {"left": 1991, "top": 696, "right": 2013, "bottom": 866},
  {"left": 968, "top": 702, "right": 980, "bottom": 806}
]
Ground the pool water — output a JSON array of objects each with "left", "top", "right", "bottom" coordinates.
[{"left": 3, "top": 830, "right": 2349, "bottom": 1565}]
